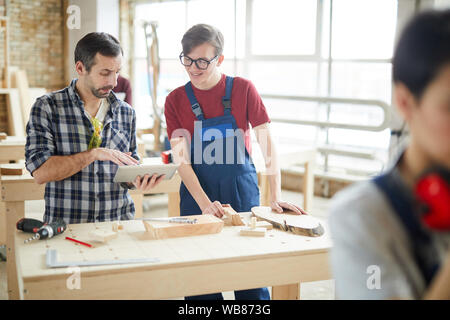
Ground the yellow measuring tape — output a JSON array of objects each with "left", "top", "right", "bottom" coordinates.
[{"left": 88, "top": 117, "right": 103, "bottom": 150}]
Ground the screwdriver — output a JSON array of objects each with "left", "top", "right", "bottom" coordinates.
[
  {"left": 24, "top": 219, "right": 67, "bottom": 243},
  {"left": 16, "top": 218, "right": 44, "bottom": 233}
]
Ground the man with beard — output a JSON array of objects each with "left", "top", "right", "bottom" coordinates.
[{"left": 25, "top": 32, "right": 163, "bottom": 224}]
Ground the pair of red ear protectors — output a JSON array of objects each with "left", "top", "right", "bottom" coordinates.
[{"left": 415, "top": 167, "right": 450, "bottom": 231}]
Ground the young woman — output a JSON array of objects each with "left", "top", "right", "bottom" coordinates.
[
  {"left": 329, "top": 9, "right": 450, "bottom": 299},
  {"left": 164, "top": 24, "right": 306, "bottom": 300}
]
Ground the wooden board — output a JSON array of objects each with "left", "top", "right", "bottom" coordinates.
[
  {"left": 0, "top": 201, "right": 5, "bottom": 245},
  {"left": 2, "top": 89, "right": 25, "bottom": 137},
  {"left": 251, "top": 206, "right": 325, "bottom": 237},
  {"left": 240, "top": 227, "right": 266, "bottom": 237},
  {"left": 142, "top": 214, "right": 224, "bottom": 240},
  {"left": 11, "top": 69, "right": 31, "bottom": 129},
  {"left": 0, "top": 163, "right": 25, "bottom": 175}
]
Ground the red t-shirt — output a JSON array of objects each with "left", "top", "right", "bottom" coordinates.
[{"left": 164, "top": 74, "right": 270, "bottom": 155}]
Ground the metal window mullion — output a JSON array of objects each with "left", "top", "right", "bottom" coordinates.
[
  {"left": 244, "top": 0, "right": 253, "bottom": 78},
  {"left": 324, "top": 0, "right": 334, "bottom": 174},
  {"left": 315, "top": 0, "right": 325, "bottom": 146}
]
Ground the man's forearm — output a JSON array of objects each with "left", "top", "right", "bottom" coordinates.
[{"left": 32, "top": 150, "right": 96, "bottom": 184}]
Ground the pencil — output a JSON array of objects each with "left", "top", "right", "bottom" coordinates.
[{"left": 65, "top": 236, "right": 92, "bottom": 248}]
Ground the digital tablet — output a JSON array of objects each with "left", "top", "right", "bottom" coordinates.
[{"left": 113, "top": 163, "right": 179, "bottom": 183}]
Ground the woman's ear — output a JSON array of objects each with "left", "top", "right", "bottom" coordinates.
[
  {"left": 394, "top": 82, "right": 418, "bottom": 122},
  {"left": 216, "top": 55, "right": 225, "bottom": 67}
]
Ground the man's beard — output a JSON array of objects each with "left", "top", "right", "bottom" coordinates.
[{"left": 90, "top": 85, "right": 113, "bottom": 98}]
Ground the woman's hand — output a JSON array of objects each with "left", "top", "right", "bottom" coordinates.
[
  {"left": 271, "top": 200, "right": 308, "bottom": 215},
  {"left": 202, "top": 200, "right": 225, "bottom": 218},
  {"left": 133, "top": 174, "right": 165, "bottom": 192}
]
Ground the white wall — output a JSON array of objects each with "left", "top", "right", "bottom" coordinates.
[
  {"left": 97, "top": 0, "right": 120, "bottom": 39},
  {"left": 67, "top": 0, "right": 120, "bottom": 81}
]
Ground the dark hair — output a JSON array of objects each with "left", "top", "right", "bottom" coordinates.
[
  {"left": 181, "top": 24, "right": 224, "bottom": 56},
  {"left": 74, "top": 32, "right": 123, "bottom": 72},
  {"left": 393, "top": 9, "right": 450, "bottom": 99}
]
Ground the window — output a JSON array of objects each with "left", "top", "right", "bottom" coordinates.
[{"left": 133, "top": 0, "right": 398, "bottom": 177}]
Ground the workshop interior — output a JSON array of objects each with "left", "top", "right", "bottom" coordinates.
[{"left": 0, "top": 0, "right": 450, "bottom": 303}]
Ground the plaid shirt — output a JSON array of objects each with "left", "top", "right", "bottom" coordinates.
[{"left": 25, "top": 79, "right": 139, "bottom": 224}]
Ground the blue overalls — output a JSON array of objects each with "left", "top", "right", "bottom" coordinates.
[{"left": 180, "top": 76, "right": 270, "bottom": 300}]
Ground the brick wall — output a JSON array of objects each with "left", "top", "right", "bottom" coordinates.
[{"left": 0, "top": 0, "right": 65, "bottom": 134}]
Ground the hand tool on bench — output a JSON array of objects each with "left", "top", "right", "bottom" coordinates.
[{"left": 137, "top": 217, "right": 198, "bottom": 224}]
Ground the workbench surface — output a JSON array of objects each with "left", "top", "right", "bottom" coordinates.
[{"left": 14, "top": 214, "right": 332, "bottom": 299}]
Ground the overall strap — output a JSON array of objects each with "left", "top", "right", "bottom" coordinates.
[
  {"left": 184, "top": 81, "right": 205, "bottom": 120},
  {"left": 222, "top": 76, "right": 234, "bottom": 116},
  {"left": 373, "top": 172, "right": 440, "bottom": 285}
]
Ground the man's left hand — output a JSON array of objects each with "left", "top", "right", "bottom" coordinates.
[{"left": 133, "top": 174, "right": 165, "bottom": 192}]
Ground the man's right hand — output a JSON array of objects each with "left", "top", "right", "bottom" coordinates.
[{"left": 91, "top": 148, "right": 139, "bottom": 166}]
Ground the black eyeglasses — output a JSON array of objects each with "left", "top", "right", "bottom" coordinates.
[{"left": 179, "top": 52, "right": 218, "bottom": 70}]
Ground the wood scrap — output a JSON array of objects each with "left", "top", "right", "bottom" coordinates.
[
  {"left": 240, "top": 227, "right": 266, "bottom": 237},
  {"left": 255, "top": 221, "right": 273, "bottom": 230},
  {"left": 141, "top": 214, "right": 223, "bottom": 240},
  {"left": 112, "top": 222, "right": 124, "bottom": 232},
  {"left": 89, "top": 229, "right": 118, "bottom": 243},
  {"left": 251, "top": 206, "right": 324, "bottom": 237},
  {"left": 222, "top": 204, "right": 245, "bottom": 226},
  {"left": 250, "top": 216, "right": 256, "bottom": 229}
]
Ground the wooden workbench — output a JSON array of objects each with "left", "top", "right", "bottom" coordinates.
[
  {"left": 13, "top": 215, "right": 331, "bottom": 299},
  {"left": 0, "top": 135, "right": 147, "bottom": 245},
  {"left": 252, "top": 145, "right": 316, "bottom": 212},
  {"left": 0, "top": 136, "right": 26, "bottom": 163},
  {"left": 1, "top": 172, "right": 181, "bottom": 299}
]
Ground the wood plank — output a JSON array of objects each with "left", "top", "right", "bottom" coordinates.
[
  {"left": 0, "top": 163, "right": 25, "bottom": 175},
  {"left": 10, "top": 70, "right": 31, "bottom": 130},
  {"left": 0, "top": 201, "right": 5, "bottom": 245},
  {"left": 19, "top": 251, "right": 330, "bottom": 300},
  {"left": 252, "top": 206, "right": 325, "bottom": 237},
  {"left": 130, "top": 193, "right": 143, "bottom": 219},
  {"left": 0, "top": 144, "right": 25, "bottom": 162},
  {"left": 167, "top": 191, "right": 180, "bottom": 217},
  {"left": 272, "top": 283, "right": 300, "bottom": 300},
  {"left": 6, "top": 201, "right": 24, "bottom": 300},
  {"left": 3, "top": 89, "right": 25, "bottom": 137},
  {"left": 1, "top": 177, "right": 44, "bottom": 202},
  {"left": 142, "top": 214, "right": 224, "bottom": 240},
  {"left": 0, "top": 17, "right": 9, "bottom": 88},
  {"left": 239, "top": 227, "right": 266, "bottom": 237}
]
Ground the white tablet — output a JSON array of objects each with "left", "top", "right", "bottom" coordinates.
[{"left": 113, "top": 163, "right": 179, "bottom": 183}]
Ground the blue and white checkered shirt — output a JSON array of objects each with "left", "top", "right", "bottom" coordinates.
[{"left": 25, "top": 79, "right": 139, "bottom": 224}]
